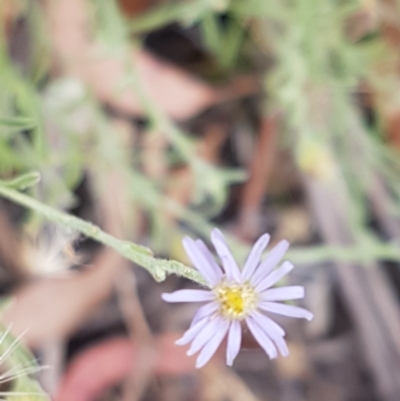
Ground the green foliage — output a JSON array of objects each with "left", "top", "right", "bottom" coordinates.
[
  {"left": 0, "top": 0, "right": 398, "bottom": 270},
  {"left": 0, "top": 0, "right": 399, "bottom": 330},
  {"left": 0, "top": 118, "right": 36, "bottom": 131},
  {"left": 0, "top": 172, "right": 41, "bottom": 190},
  {"left": 3, "top": 0, "right": 400, "bottom": 398},
  {"left": 0, "top": 323, "right": 49, "bottom": 400}
]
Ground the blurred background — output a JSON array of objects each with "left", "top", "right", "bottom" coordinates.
[{"left": 1, "top": 0, "right": 400, "bottom": 400}]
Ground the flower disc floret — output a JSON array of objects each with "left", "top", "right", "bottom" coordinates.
[{"left": 214, "top": 281, "right": 257, "bottom": 320}]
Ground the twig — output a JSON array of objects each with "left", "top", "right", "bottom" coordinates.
[
  {"left": 115, "top": 265, "right": 157, "bottom": 401},
  {"left": 305, "top": 175, "right": 400, "bottom": 401},
  {"left": 236, "top": 113, "right": 279, "bottom": 240}
]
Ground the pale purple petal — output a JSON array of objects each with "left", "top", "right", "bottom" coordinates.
[
  {"left": 255, "top": 261, "right": 294, "bottom": 292},
  {"left": 259, "top": 301, "right": 314, "bottom": 321},
  {"left": 183, "top": 237, "right": 221, "bottom": 286},
  {"left": 269, "top": 333, "right": 289, "bottom": 357},
  {"left": 251, "top": 240, "right": 289, "bottom": 286},
  {"left": 210, "top": 228, "right": 241, "bottom": 282},
  {"left": 260, "top": 327, "right": 289, "bottom": 357},
  {"left": 175, "top": 317, "right": 209, "bottom": 345},
  {"left": 241, "top": 233, "right": 271, "bottom": 282},
  {"left": 162, "top": 289, "right": 214, "bottom": 303},
  {"left": 251, "top": 310, "right": 285, "bottom": 336},
  {"left": 246, "top": 316, "right": 277, "bottom": 359},
  {"left": 187, "top": 316, "right": 225, "bottom": 356},
  {"left": 195, "top": 239, "right": 223, "bottom": 278},
  {"left": 261, "top": 286, "right": 304, "bottom": 301},
  {"left": 226, "top": 320, "right": 241, "bottom": 366},
  {"left": 196, "top": 320, "right": 230, "bottom": 368},
  {"left": 190, "top": 302, "right": 219, "bottom": 328},
  {"left": 251, "top": 311, "right": 288, "bottom": 357}
]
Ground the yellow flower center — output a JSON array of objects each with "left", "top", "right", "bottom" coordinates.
[{"left": 214, "top": 282, "right": 258, "bottom": 320}]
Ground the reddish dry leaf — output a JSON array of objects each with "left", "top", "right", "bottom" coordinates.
[
  {"left": 0, "top": 0, "right": 24, "bottom": 37},
  {"left": 45, "top": 0, "right": 218, "bottom": 120},
  {"left": 55, "top": 338, "right": 135, "bottom": 401},
  {"left": 117, "top": 0, "right": 156, "bottom": 17},
  {"left": 55, "top": 330, "right": 267, "bottom": 401},
  {"left": 45, "top": 0, "right": 259, "bottom": 121},
  {"left": 3, "top": 250, "right": 124, "bottom": 347},
  {"left": 55, "top": 334, "right": 197, "bottom": 401},
  {"left": 236, "top": 114, "right": 279, "bottom": 240}
]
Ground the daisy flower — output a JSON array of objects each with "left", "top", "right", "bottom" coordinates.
[{"left": 162, "top": 229, "right": 313, "bottom": 368}]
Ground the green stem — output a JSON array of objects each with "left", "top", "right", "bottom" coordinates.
[
  {"left": 129, "top": 1, "right": 206, "bottom": 34},
  {"left": 0, "top": 184, "right": 206, "bottom": 286},
  {"left": 287, "top": 244, "right": 400, "bottom": 265}
]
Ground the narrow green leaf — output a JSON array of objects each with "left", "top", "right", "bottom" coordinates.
[
  {"left": 0, "top": 117, "right": 36, "bottom": 130},
  {"left": 0, "top": 172, "right": 41, "bottom": 190},
  {"left": 0, "top": 323, "right": 50, "bottom": 401}
]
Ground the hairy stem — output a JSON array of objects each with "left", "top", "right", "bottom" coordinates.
[{"left": 0, "top": 184, "right": 206, "bottom": 285}]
